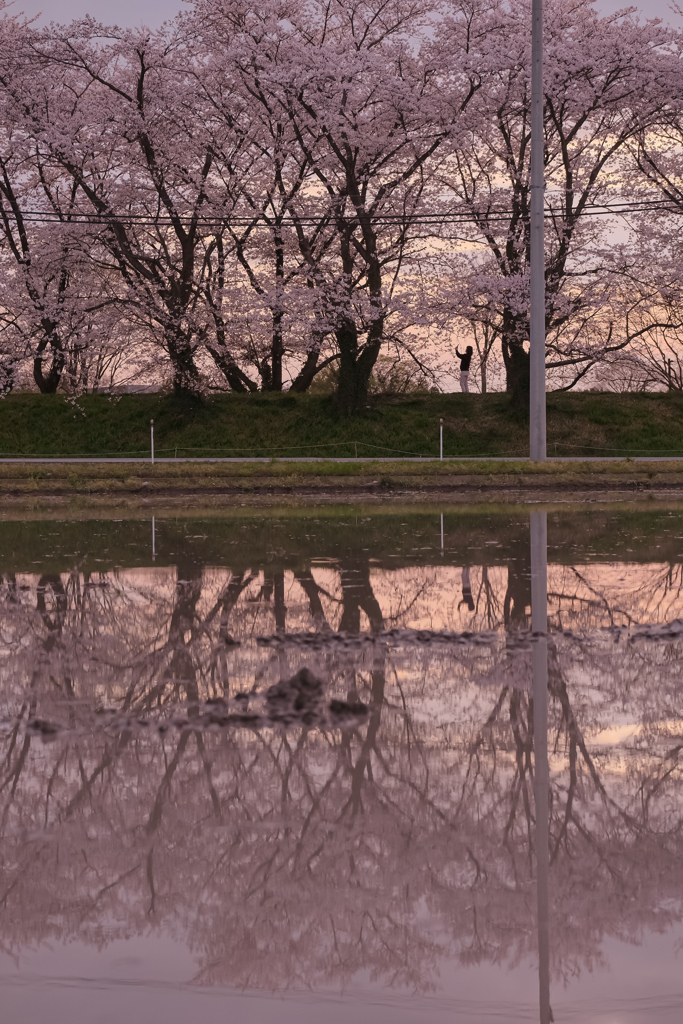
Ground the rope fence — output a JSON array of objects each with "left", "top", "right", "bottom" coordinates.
[
  {"left": 552, "top": 441, "right": 683, "bottom": 455},
  {"left": 1, "top": 446, "right": 683, "bottom": 460},
  {"left": 0, "top": 441, "right": 529, "bottom": 460}
]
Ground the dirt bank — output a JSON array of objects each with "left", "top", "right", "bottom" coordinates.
[{"left": 2, "top": 459, "right": 683, "bottom": 510}]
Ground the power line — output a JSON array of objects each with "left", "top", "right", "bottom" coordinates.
[{"left": 5, "top": 196, "right": 682, "bottom": 229}]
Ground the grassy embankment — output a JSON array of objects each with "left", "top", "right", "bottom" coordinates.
[
  {"left": 1, "top": 391, "right": 683, "bottom": 503},
  {"left": 2, "top": 390, "right": 683, "bottom": 457}
]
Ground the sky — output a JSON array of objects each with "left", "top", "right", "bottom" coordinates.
[{"left": 9, "top": 0, "right": 683, "bottom": 29}]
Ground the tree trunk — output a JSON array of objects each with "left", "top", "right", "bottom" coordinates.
[
  {"left": 166, "top": 329, "right": 200, "bottom": 397},
  {"left": 290, "top": 342, "right": 322, "bottom": 392},
  {"left": 504, "top": 548, "right": 532, "bottom": 632},
  {"left": 269, "top": 310, "right": 284, "bottom": 391},
  {"left": 273, "top": 569, "right": 286, "bottom": 633},
  {"left": 206, "top": 343, "right": 258, "bottom": 392},
  {"left": 505, "top": 342, "right": 530, "bottom": 408},
  {"left": 334, "top": 316, "right": 383, "bottom": 416},
  {"left": 336, "top": 352, "right": 370, "bottom": 415},
  {"left": 33, "top": 339, "right": 64, "bottom": 394},
  {"left": 339, "top": 558, "right": 384, "bottom": 633},
  {"left": 269, "top": 233, "right": 285, "bottom": 392},
  {"left": 501, "top": 311, "right": 530, "bottom": 412},
  {"left": 332, "top": 211, "right": 385, "bottom": 414}
]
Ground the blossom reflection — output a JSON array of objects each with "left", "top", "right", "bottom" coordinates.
[{"left": 0, "top": 510, "right": 682, "bottom": 1015}]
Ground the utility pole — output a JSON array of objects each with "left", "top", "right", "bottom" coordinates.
[{"left": 530, "top": 0, "right": 546, "bottom": 460}]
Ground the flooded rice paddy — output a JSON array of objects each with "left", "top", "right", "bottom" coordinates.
[{"left": 1, "top": 505, "right": 682, "bottom": 1023}]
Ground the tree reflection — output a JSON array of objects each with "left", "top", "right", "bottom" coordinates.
[{"left": 0, "top": 525, "right": 682, "bottom": 1002}]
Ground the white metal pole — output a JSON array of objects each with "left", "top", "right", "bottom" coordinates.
[
  {"left": 150, "top": 419, "right": 154, "bottom": 465},
  {"left": 439, "top": 418, "right": 443, "bottom": 461},
  {"left": 440, "top": 512, "right": 444, "bottom": 552},
  {"left": 530, "top": 0, "right": 546, "bottom": 461},
  {"left": 152, "top": 516, "right": 156, "bottom": 560}
]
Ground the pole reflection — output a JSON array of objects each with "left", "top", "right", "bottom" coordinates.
[{"left": 531, "top": 510, "right": 551, "bottom": 1024}]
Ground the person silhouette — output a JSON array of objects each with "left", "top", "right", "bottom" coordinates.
[{"left": 456, "top": 345, "right": 473, "bottom": 392}]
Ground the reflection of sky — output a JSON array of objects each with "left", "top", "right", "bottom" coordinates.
[
  {"left": 2, "top": 927, "right": 682, "bottom": 1023},
  {"left": 2, "top": 553, "right": 683, "bottom": 1021}
]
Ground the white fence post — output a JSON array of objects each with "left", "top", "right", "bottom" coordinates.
[{"left": 150, "top": 419, "right": 154, "bottom": 465}]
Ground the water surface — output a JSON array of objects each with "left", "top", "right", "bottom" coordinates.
[{"left": 1, "top": 507, "right": 682, "bottom": 1023}]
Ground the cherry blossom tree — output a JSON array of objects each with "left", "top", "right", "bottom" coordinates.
[
  {"left": 0, "top": 10, "right": 116, "bottom": 393},
  {"left": 20, "top": 18, "right": 257, "bottom": 396},
  {"left": 0, "top": 0, "right": 679, "bottom": 399},
  {"left": 192, "top": 0, "right": 487, "bottom": 411},
  {"left": 428, "top": 0, "right": 675, "bottom": 404}
]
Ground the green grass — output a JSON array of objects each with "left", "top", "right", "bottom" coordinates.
[
  {"left": 0, "top": 455, "right": 677, "bottom": 489},
  {"left": 0, "top": 390, "right": 682, "bottom": 458}
]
